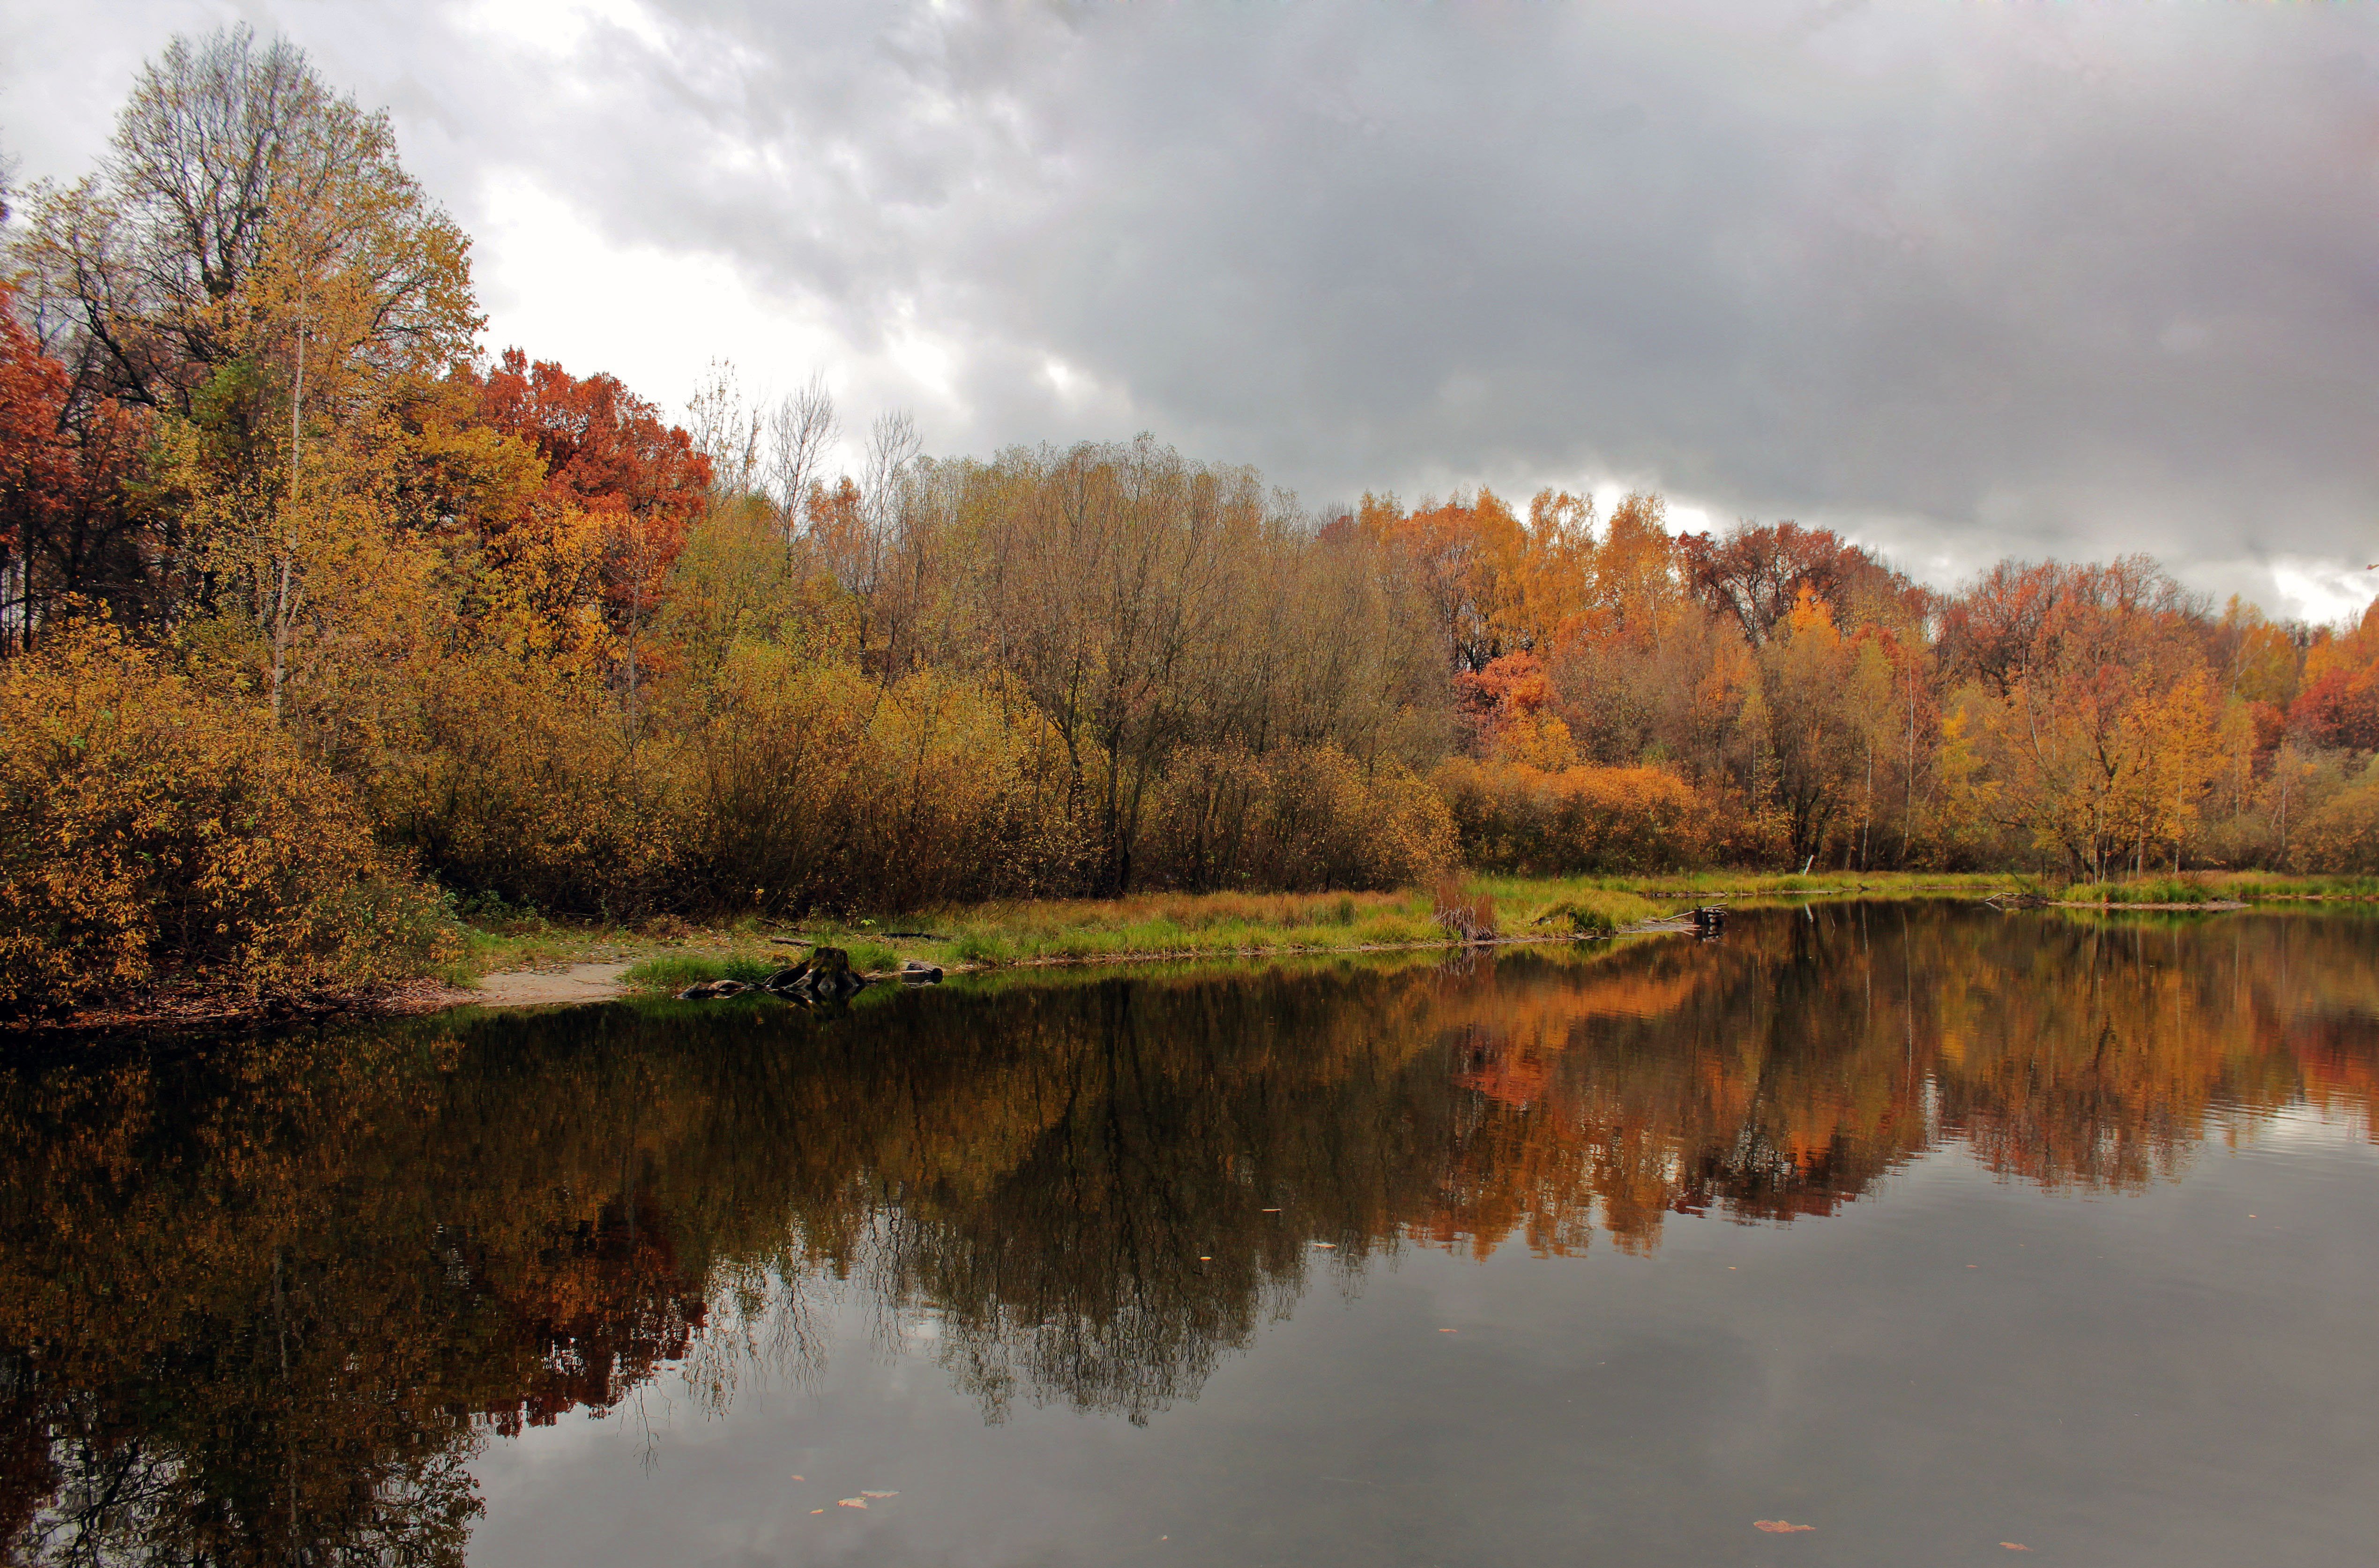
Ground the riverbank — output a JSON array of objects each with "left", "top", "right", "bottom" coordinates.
[
  {"left": 462, "top": 874, "right": 2028, "bottom": 1007},
  {"left": 457, "top": 882, "right": 1667, "bottom": 1008},
  {"left": 448, "top": 869, "right": 2379, "bottom": 1008},
  {"left": 22, "top": 870, "right": 2372, "bottom": 1031}
]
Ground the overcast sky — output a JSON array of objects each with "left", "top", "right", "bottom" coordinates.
[{"left": 6, "top": 0, "right": 2378, "bottom": 619}]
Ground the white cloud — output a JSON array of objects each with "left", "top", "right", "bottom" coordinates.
[{"left": 2264, "top": 559, "right": 2379, "bottom": 630}]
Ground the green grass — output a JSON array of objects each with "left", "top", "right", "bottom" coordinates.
[
  {"left": 459, "top": 883, "right": 1677, "bottom": 993},
  {"left": 2057, "top": 876, "right": 2228, "bottom": 906},
  {"left": 917, "top": 889, "right": 1446, "bottom": 968},
  {"left": 2046, "top": 872, "right": 2379, "bottom": 906},
  {"left": 1461, "top": 878, "right": 1664, "bottom": 933},
  {"left": 2200, "top": 873, "right": 2379, "bottom": 901},
  {"left": 905, "top": 884, "right": 1672, "bottom": 967},
  {"left": 620, "top": 953, "right": 792, "bottom": 993},
  {"left": 448, "top": 870, "right": 2379, "bottom": 995},
  {"left": 1540, "top": 869, "right": 2022, "bottom": 899}
]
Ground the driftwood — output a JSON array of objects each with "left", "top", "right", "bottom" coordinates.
[
  {"left": 676, "top": 944, "right": 944, "bottom": 1004},
  {"left": 773, "top": 947, "right": 867, "bottom": 1001}
]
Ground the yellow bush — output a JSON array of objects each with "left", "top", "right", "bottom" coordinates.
[
  {"left": 675, "top": 650, "right": 1089, "bottom": 913},
  {"left": 375, "top": 650, "right": 677, "bottom": 916},
  {"left": 1432, "top": 756, "right": 1713, "bottom": 874},
  {"left": 1139, "top": 744, "right": 1457, "bottom": 891},
  {"left": 0, "top": 621, "right": 454, "bottom": 1009},
  {"left": 2291, "top": 771, "right": 2379, "bottom": 874}
]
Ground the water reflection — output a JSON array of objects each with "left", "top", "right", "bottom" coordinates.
[{"left": 2, "top": 904, "right": 2373, "bottom": 1563}]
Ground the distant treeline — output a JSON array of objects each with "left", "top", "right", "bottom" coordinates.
[{"left": 8, "top": 28, "right": 2379, "bottom": 1003}]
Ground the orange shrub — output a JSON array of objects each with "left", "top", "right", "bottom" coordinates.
[
  {"left": 0, "top": 621, "right": 453, "bottom": 1010},
  {"left": 1432, "top": 756, "right": 1714, "bottom": 874}
]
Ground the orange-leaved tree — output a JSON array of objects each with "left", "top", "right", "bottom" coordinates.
[{"left": 468, "top": 348, "right": 712, "bottom": 729}]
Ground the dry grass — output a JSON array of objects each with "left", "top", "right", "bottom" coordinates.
[{"left": 1431, "top": 877, "right": 1498, "bottom": 943}]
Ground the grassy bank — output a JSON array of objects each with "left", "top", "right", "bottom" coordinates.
[
  {"left": 446, "top": 884, "right": 1669, "bottom": 997},
  {"left": 2055, "top": 872, "right": 2379, "bottom": 906},
  {"left": 623, "top": 933, "right": 1664, "bottom": 1015},
  {"left": 445, "top": 869, "right": 2379, "bottom": 1000}
]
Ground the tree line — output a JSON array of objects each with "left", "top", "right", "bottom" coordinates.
[{"left": 7, "top": 28, "right": 2379, "bottom": 1001}]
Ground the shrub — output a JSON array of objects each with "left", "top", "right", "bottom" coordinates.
[
  {"left": 1, "top": 620, "right": 454, "bottom": 1009},
  {"left": 1137, "top": 744, "right": 1458, "bottom": 892},
  {"left": 675, "top": 651, "right": 1091, "bottom": 913},
  {"left": 2292, "top": 773, "right": 2379, "bottom": 874},
  {"left": 375, "top": 650, "right": 679, "bottom": 918},
  {"left": 1432, "top": 757, "right": 1713, "bottom": 875}
]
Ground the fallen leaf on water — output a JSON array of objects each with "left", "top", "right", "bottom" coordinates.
[
  {"left": 809, "top": 1509, "right": 825, "bottom": 1515},
  {"left": 861, "top": 1491, "right": 899, "bottom": 1499},
  {"left": 838, "top": 1499, "right": 868, "bottom": 1509},
  {"left": 789, "top": 1475, "right": 805, "bottom": 1481},
  {"left": 1439, "top": 1328, "right": 1457, "bottom": 1334},
  {"left": 1753, "top": 1520, "right": 1814, "bottom": 1533},
  {"left": 1312, "top": 1241, "right": 1337, "bottom": 1249},
  {"left": 2001, "top": 1545, "right": 2031, "bottom": 1553}
]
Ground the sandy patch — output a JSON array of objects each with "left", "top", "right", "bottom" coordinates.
[{"left": 469, "top": 962, "right": 633, "bottom": 1008}]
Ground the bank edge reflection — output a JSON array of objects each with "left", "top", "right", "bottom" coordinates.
[{"left": 4, "top": 904, "right": 2374, "bottom": 1562}]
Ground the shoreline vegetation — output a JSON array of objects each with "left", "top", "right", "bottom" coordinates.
[
  {"left": 17, "top": 31, "right": 2379, "bottom": 1035},
  {"left": 511, "top": 869, "right": 2379, "bottom": 1010},
  {"left": 451, "top": 869, "right": 2379, "bottom": 1010},
  {"left": 18, "top": 869, "right": 2379, "bottom": 1034}
]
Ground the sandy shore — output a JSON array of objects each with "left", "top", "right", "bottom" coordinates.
[{"left": 466, "top": 962, "right": 633, "bottom": 1008}]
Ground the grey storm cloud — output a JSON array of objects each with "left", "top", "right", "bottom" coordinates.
[{"left": 6, "top": 0, "right": 2378, "bottom": 608}]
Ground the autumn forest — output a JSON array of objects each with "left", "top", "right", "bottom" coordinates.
[{"left": 10, "top": 30, "right": 2379, "bottom": 1006}]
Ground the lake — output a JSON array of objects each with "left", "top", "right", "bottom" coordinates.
[{"left": 5, "top": 903, "right": 2376, "bottom": 1566}]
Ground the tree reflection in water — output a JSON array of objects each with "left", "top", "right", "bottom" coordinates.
[{"left": 2, "top": 904, "right": 2373, "bottom": 1562}]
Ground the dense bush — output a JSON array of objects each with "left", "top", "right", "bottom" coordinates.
[
  {"left": 2290, "top": 765, "right": 2379, "bottom": 874},
  {"left": 375, "top": 650, "right": 680, "bottom": 917},
  {"left": 675, "top": 655, "right": 1089, "bottom": 913},
  {"left": 1432, "top": 757, "right": 1714, "bottom": 874},
  {"left": 376, "top": 654, "right": 1455, "bottom": 917},
  {"left": 1139, "top": 744, "right": 1457, "bottom": 892},
  {"left": 0, "top": 623, "right": 454, "bottom": 1008}
]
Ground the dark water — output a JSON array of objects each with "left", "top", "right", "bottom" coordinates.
[{"left": 6, "top": 905, "right": 2378, "bottom": 1567}]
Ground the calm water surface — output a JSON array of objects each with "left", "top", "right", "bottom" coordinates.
[{"left": 7, "top": 904, "right": 2379, "bottom": 1565}]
